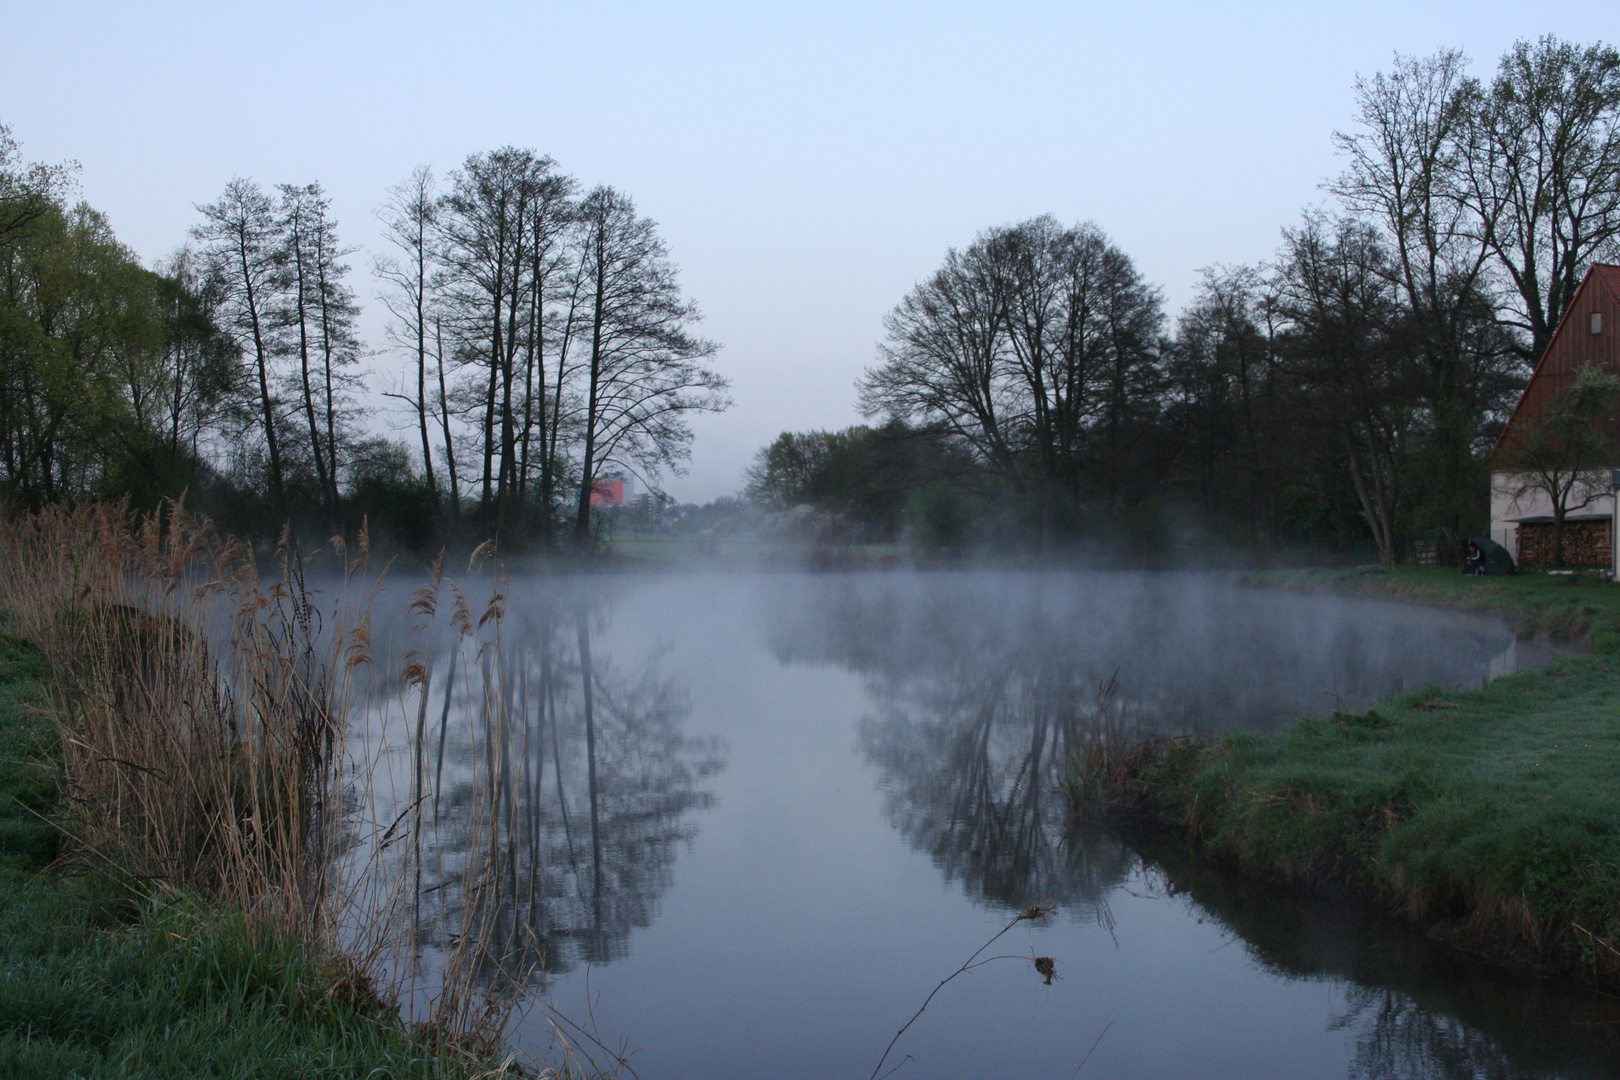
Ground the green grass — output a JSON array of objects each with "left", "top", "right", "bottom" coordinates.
[
  {"left": 0, "top": 630, "right": 490, "bottom": 1079},
  {"left": 1079, "top": 566, "right": 1620, "bottom": 984}
]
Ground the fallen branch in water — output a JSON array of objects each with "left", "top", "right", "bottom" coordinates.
[{"left": 868, "top": 904, "right": 1055, "bottom": 1080}]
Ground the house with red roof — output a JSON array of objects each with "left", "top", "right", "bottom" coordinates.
[{"left": 1489, "top": 263, "right": 1620, "bottom": 569}]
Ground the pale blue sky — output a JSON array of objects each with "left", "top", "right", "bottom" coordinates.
[{"left": 4, "top": 1, "right": 1618, "bottom": 501}]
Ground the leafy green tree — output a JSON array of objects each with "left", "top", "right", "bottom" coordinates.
[
  {"left": 0, "top": 128, "right": 242, "bottom": 514},
  {"left": 746, "top": 422, "right": 972, "bottom": 541},
  {"left": 109, "top": 248, "right": 244, "bottom": 508},
  {"left": 344, "top": 436, "right": 438, "bottom": 549},
  {"left": 0, "top": 196, "right": 153, "bottom": 505},
  {"left": 0, "top": 122, "right": 73, "bottom": 253},
  {"left": 1270, "top": 214, "right": 1413, "bottom": 567},
  {"left": 1163, "top": 265, "right": 1292, "bottom": 540}
]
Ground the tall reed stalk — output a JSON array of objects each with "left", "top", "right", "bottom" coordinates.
[
  {"left": 0, "top": 502, "right": 370, "bottom": 941},
  {"left": 0, "top": 502, "right": 638, "bottom": 1073},
  {"left": 386, "top": 553, "right": 644, "bottom": 1076}
]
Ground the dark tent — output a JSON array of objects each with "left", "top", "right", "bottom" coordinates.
[{"left": 1469, "top": 535, "right": 1515, "bottom": 576}]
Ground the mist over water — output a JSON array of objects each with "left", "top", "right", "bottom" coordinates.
[{"left": 358, "top": 569, "right": 1615, "bottom": 1079}]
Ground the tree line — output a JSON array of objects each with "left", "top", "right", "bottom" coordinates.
[
  {"left": 0, "top": 133, "right": 727, "bottom": 548},
  {"left": 750, "top": 37, "right": 1620, "bottom": 563}
]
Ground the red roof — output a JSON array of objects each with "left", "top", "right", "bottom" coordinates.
[
  {"left": 1595, "top": 263, "right": 1620, "bottom": 305},
  {"left": 1488, "top": 263, "right": 1620, "bottom": 468}
]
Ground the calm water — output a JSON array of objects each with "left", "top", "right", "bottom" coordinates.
[{"left": 361, "top": 570, "right": 1617, "bottom": 1079}]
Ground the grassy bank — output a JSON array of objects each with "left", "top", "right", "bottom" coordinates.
[
  {"left": 1070, "top": 566, "right": 1620, "bottom": 986},
  {"left": 0, "top": 629, "right": 492, "bottom": 1078}
]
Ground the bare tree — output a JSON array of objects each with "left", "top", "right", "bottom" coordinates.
[
  {"left": 308, "top": 190, "right": 360, "bottom": 509},
  {"left": 376, "top": 166, "right": 442, "bottom": 512},
  {"left": 438, "top": 149, "right": 576, "bottom": 539},
  {"left": 194, "top": 178, "right": 288, "bottom": 517},
  {"left": 535, "top": 236, "right": 589, "bottom": 540},
  {"left": 1331, "top": 49, "right": 1522, "bottom": 548},
  {"left": 1467, "top": 36, "right": 1620, "bottom": 359},
  {"left": 509, "top": 166, "right": 577, "bottom": 538},
  {"left": 860, "top": 217, "right": 1162, "bottom": 543},
  {"left": 860, "top": 241, "right": 1022, "bottom": 487},
  {"left": 570, "top": 186, "right": 728, "bottom": 544},
  {"left": 277, "top": 182, "right": 360, "bottom": 523},
  {"left": 1273, "top": 214, "right": 1413, "bottom": 567},
  {"left": 434, "top": 315, "right": 460, "bottom": 516},
  {"left": 278, "top": 183, "right": 336, "bottom": 518}
]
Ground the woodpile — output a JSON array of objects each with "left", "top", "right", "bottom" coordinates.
[{"left": 1515, "top": 519, "right": 1613, "bottom": 568}]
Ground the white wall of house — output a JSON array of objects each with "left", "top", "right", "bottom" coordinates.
[{"left": 1489, "top": 469, "right": 1617, "bottom": 556}]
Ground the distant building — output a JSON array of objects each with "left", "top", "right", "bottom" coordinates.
[
  {"left": 1488, "top": 263, "right": 1620, "bottom": 569},
  {"left": 588, "top": 473, "right": 633, "bottom": 507}
]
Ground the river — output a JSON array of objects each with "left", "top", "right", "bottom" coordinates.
[{"left": 352, "top": 569, "right": 1616, "bottom": 1079}]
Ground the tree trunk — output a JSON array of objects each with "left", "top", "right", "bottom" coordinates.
[
  {"left": 435, "top": 319, "right": 460, "bottom": 521},
  {"left": 1344, "top": 423, "right": 1397, "bottom": 567},
  {"left": 573, "top": 249, "right": 607, "bottom": 545},
  {"left": 240, "top": 244, "right": 284, "bottom": 520},
  {"left": 481, "top": 241, "right": 506, "bottom": 524},
  {"left": 315, "top": 257, "right": 341, "bottom": 521},
  {"left": 415, "top": 245, "right": 438, "bottom": 509},
  {"left": 291, "top": 232, "right": 333, "bottom": 525}
]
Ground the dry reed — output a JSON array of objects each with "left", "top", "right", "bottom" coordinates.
[
  {"left": 0, "top": 501, "right": 546, "bottom": 1070},
  {"left": 1058, "top": 668, "right": 1205, "bottom": 822},
  {"left": 0, "top": 502, "right": 362, "bottom": 935},
  {"left": 387, "top": 564, "right": 638, "bottom": 1076}
]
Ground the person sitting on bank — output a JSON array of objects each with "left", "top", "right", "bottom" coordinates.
[{"left": 1464, "top": 541, "right": 1485, "bottom": 576}]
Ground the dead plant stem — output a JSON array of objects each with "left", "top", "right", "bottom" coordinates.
[{"left": 868, "top": 904, "right": 1053, "bottom": 1080}]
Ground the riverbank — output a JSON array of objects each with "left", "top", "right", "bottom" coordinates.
[
  {"left": 0, "top": 628, "right": 502, "bottom": 1078},
  {"left": 1069, "top": 566, "right": 1620, "bottom": 987}
]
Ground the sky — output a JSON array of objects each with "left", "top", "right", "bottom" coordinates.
[{"left": 5, "top": 1, "right": 1619, "bottom": 503}]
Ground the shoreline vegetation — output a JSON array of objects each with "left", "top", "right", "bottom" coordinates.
[
  {"left": 0, "top": 646, "right": 478, "bottom": 1078},
  {"left": 1067, "top": 566, "right": 1620, "bottom": 990},
  {"left": 0, "top": 503, "right": 530, "bottom": 1078}
]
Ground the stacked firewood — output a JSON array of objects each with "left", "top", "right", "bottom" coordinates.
[{"left": 1515, "top": 520, "right": 1613, "bottom": 568}]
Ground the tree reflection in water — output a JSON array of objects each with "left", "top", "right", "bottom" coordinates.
[
  {"left": 1337, "top": 990, "right": 1525, "bottom": 1080},
  {"left": 770, "top": 578, "right": 1154, "bottom": 915},
  {"left": 400, "top": 593, "right": 723, "bottom": 997},
  {"left": 770, "top": 575, "right": 1620, "bottom": 1079},
  {"left": 857, "top": 654, "right": 1133, "bottom": 914},
  {"left": 1133, "top": 814, "right": 1620, "bottom": 1079}
]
